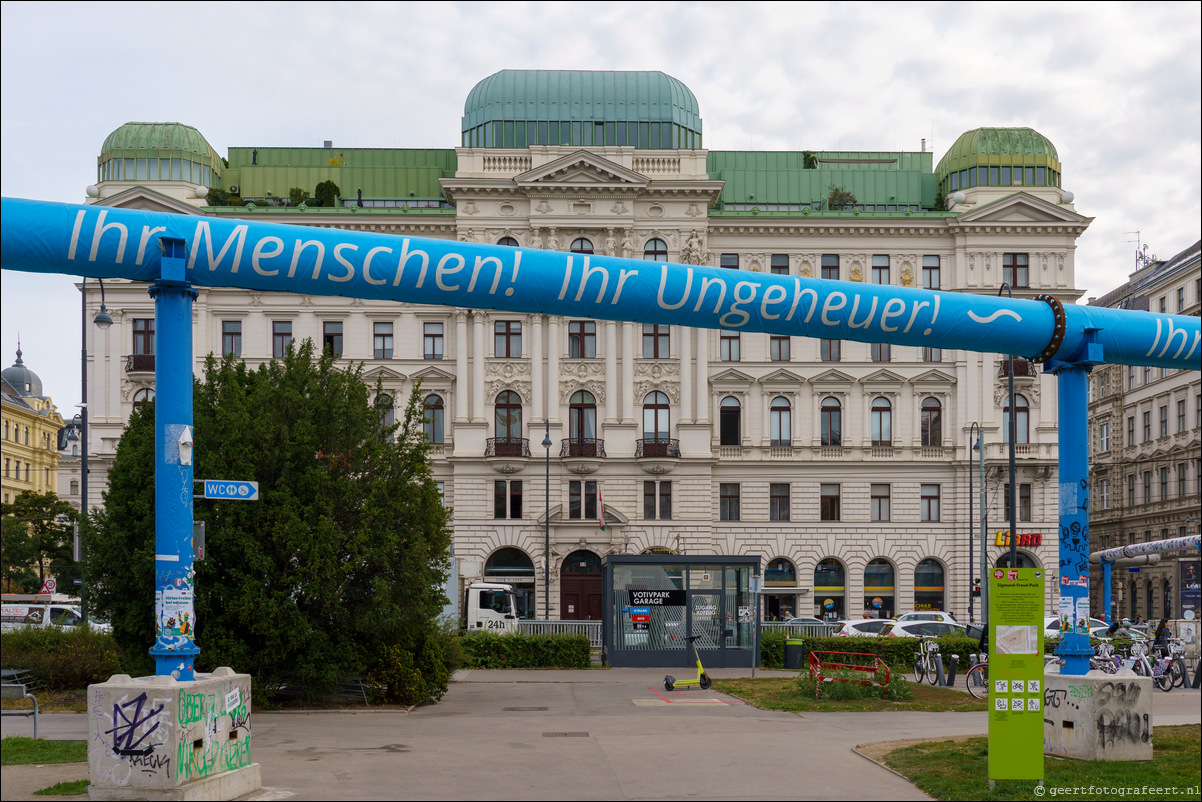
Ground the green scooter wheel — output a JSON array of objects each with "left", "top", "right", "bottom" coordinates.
[
  {"left": 699, "top": 673, "right": 712, "bottom": 690},
  {"left": 664, "top": 676, "right": 675, "bottom": 691}
]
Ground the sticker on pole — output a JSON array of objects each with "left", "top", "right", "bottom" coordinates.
[{"left": 202, "top": 480, "right": 259, "bottom": 501}]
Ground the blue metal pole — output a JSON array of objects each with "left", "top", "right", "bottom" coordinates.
[
  {"left": 1103, "top": 560, "right": 1112, "bottom": 624},
  {"left": 149, "top": 238, "right": 199, "bottom": 679}
]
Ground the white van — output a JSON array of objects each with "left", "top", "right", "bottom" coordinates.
[{"left": 1, "top": 601, "right": 84, "bottom": 633}]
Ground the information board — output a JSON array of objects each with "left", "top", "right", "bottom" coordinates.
[{"left": 988, "top": 567, "right": 1045, "bottom": 782}]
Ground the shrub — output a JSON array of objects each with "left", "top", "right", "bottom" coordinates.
[
  {"left": 459, "top": 632, "right": 590, "bottom": 669},
  {"left": 366, "top": 629, "right": 450, "bottom": 705},
  {"left": 765, "top": 634, "right": 980, "bottom": 671},
  {"left": 796, "top": 664, "right": 912, "bottom": 701},
  {"left": 1, "top": 626, "right": 124, "bottom": 690}
]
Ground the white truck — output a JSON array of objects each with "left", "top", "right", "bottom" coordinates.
[{"left": 462, "top": 582, "right": 519, "bottom": 633}]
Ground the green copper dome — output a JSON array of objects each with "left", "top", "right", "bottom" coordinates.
[
  {"left": 461, "top": 70, "right": 703, "bottom": 149},
  {"left": 936, "top": 127, "right": 1062, "bottom": 195},
  {"left": 98, "top": 122, "right": 222, "bottom": 185}
]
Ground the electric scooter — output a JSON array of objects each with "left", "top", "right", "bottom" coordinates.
[{"left": 664, "top": 634, "right": 712, "bottom": 691}]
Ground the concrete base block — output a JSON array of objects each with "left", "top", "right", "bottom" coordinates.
[
  {"left": 88, "top": 668, "right": 261, "bottom": 800},
  {"left": 1043, "top": 670, "right": 1153, "bottom": 761}
]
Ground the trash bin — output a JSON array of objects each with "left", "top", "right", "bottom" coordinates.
[{"left": 784, "top": 638, "right": 806, "bottom": 670}]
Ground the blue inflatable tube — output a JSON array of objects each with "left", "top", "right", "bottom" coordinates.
[{"left": 2, "top": 197, "right": 1198, "bottom": 370}]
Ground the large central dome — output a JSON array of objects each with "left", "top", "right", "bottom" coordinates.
[{"left": 461, "top": 69, "right": 703, "bottom": 149}]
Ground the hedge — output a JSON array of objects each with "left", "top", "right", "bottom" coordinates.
[
  {"left": 459, "top": 632, "right": 590, "bottom": 669},
  {"left": 0, "top": 626, "right": 125, "bottom": 689}
]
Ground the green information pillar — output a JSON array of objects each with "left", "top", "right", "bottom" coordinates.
[{"left": 988, "top": 567, "right": 1045, "bottom": 783}]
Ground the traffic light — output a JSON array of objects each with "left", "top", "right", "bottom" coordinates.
[{"left": 972, "top": 579, "right": 981, "bottom": 597}]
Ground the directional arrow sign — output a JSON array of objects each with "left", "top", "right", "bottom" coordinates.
[{"left": 201, "top": 480, "right": 259, "bottom": 501}]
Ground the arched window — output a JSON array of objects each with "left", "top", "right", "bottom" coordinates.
[
  {"left": 764, "top": 558, "right": 798, "bottom": 620},
  {"left": 497, "top": 236, "right": 519, "bottom": 247},
  {"left": 864, "top": 558, "right": 896, "bottom": 619},
  {"left": 871, "top": 397, "right": 892, "bottom": 446},
  {"left": 569, "top": 391, "right": 597, "bottom": 455},
  {"left": 375, "top": 394, "right": 394, "bottom": 432},
  {"left": 570, "top": 238, "right": 594, "bottom": 254},
  {"left": 562, "top": 550, "right": 601, "bottom": 574},
  {"left": 423, "top": 394, "right": 445, "bottom": 444},
  {"left": 770, "top": 396, "right": 791, "bottom": 446},
  {"left": 485, "top": 547, "right": 534, "bottom": 578},
  {"left": 719, "top": 396, "right": 741, "bottom": 446},
  {"left": 921, "top": 397, "right": 942, "bottom": 447},
  {"left": 643, "top": 238, "right": 668, "bottom": 261},
  {"left": 642, "top": 391, "right": 671, "bottom": 456},
  {"left": 132, "top": 388, "right": 155, "bottom": 415},
  {"left": 494, "top": 391, "right": 523, "bottom": 455},
  {"left": 821, "top": 397, "right": 842, "bottom": 446},
  {"left": 814, "top": 558, "right": 846, "bottom": 620},
  {"left": 765, "top": 558, "right": 797, "bottom": 585},
  {"left": 994, "top": 551, "right": 1040, "bottom": 569},
  {"left": 1003, "top": 394, "right": 1030, "bottom": 444},
  {"left": 914, "top": 559, "right": 945, "bottom": 611}
]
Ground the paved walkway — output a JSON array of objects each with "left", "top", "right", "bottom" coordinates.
[{"left": 2, "top": 670, "right": 1198, "bottom": 800}]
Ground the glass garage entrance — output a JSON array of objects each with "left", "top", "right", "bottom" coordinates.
[{"left": 602, "top": 554, "right": 760, "bottom": 668}]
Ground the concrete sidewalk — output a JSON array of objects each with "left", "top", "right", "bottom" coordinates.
[{"left": 3, "top": 670, "right": 1198, "bottom": 801}]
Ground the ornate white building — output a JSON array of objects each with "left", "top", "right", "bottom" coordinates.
[{"left": 65, "top": 70, "right": 1096, "bottom": 622}]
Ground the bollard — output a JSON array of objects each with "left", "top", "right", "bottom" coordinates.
[
  {"left": 934, "top": 654, "right": 947, "bottom": 687},
  {"left": 946, "top": 654, "right": 959, "bottom": 686}
]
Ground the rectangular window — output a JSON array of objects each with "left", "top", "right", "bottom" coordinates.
[
  {"left": 921, "top": 484, "right": 941, "bottom": 522},
  {"left": 871, "top": 342, "right": 891, "bottom": 362},
  {"left": 1159, "top": 405, "right": 1169, "bottom": 438},
  {"left": 494, "top": 480, "right": 523, "bottom": 519},
  {"left": 374, "top": 322, "right": 394, "bottom": 359},
  {"left": 1160, "top": 467, "right": 1170, "bottom": 500},
  {"left": 568, "top": 321, "right": 596, "bottom": 358},
  {"left": 770, "top": 254, "right": 789, "bottom": 275},
  {"left": 820, "top": 339, "right": 841, "bottom": 362},
  {"left": 1099, "top": 479, "right": 1110, "bottom": 510},
  {"left": 871, "top": 254, "right": 890, "bottom": 285},
  {"left": 922, "top": 256, "right": 940, "bottom": 289},
  {"left": 922, "top": 346, "right": 942, "bottom": 362},
  {"left": 821, "top": 254, "right": 839, "bottom": 281},
  {"left": 221, "top": 321, "right": 242, "bottom": 357},
  {"left": 770, "top": 483, "right": 790, "bottom": 521},
  {"left": 720, "top": 330, "right": 740, "bottom": 361},
  {"left": 1127, "top": 416, "right": 1135, "bottom": 446},
  {"left": 322, "top": 321, "right": 343, "bottom": 357},
  {"left": 1142, "top": 411, "right": 1152, "bottom": 442},
  {"left": 1143, "top": 471, "right": 1152, "bottom": 503},
  {"left": 424, "top": 322, "right": 444, "bottom": 360},
  {"left": 1003, "top": 483, "right": 1032, "bottom": 521},
  {"left": 770, "top": 335, "right": 790, "bottom": 362},
  {"left": 1178, "top": 288, "right": 1186, "bottom": 312},
  {"left": 642, "top": 324, "right": 670, "bottom": 358},
  {"left": 1179, "top": 462, "right": 1189, "bottom": 498},
  {"left": 132, "top": 318, "right": 154, "bottom": 355},
  {"left": 719, "top": 483, "right": 740, "bottom": 521},
  {"left": 1003, "top": 253, "right": 1029, "bottom": 288},
  {"left": 495, "top": 321, "right": 522, "bottom": 357},
  {"left": 870, "top": 484, "right": 891, "bottom": 522},
  {"left": 720, "top": 253, "right": 739, "bottom": 270},
  {"left": 272, "top": 321, "right": 292, "bottom": 358},
  {"left": 1179, "top": 399, "right": 1188, "bottom": 432},
  {"left": 569, "top": 480, "right": 598, "bottom": 519},
  {"left": 1099, "top": 422, "right": 1110, "bottom": 452},
  {"left": 1127, "top": 475, "right": 1136, "bottom": 506},
  {"left": 643, "top": 480, "right": 673, "bottom": 520},
  {"left": 820, "top": 484, "right": 841, "bottom": 521}
]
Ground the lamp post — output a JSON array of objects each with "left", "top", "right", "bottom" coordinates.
[
  {"left": 998, "top": 283, "right": 1018, "bottom": 569},
  {"left": 969, "top": 422, "right": 980, "bottom": 622},
  {"left": 77, "top": 277, "right": 113, "bottom": 622},
  {"left": 542, "top": 420, "right": 552, "bottom": 621}
]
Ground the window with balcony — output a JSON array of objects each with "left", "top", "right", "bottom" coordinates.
[
  {"left": 374, "top": 322, "right": 394, "bottom": 359},
  {"left": 770, "top": 483, "right": 790, "bottom": 521},
  {"left": 921, "top": 484, "right": 941, "bottom": 522},
  {"left": 644, "top": 480, "right": 672, "bottom": 520},
  {"left": 495, "top": 321, "right": 522, "bottom": 358},
  {"left": 222, "top": 321, "right": 242, "bottom": 357},
  {"left": 323, "top": 321, "right": 343, "bottom": 357},
  {"left": 642, "top": 391, "right": 671, "bottom": 451},
  {"left": 770, "top": 335, "right": 790, "bottom": 361},
  {"left": 568, "top": 391, "right": 597, "bottom": 454},
  {"left": 1003, "top": 253, "right": 1029, "bottom": 288},
  {"left": 770, "top": 397, "right": 791, "bottom": 446},
  {"left": 871, "top": 397, "right": 892, "bottom": 446},
  {"left": 820, "top": 484, "right": 841, "bottom": 521},
  {"left": 922, "top": 256, "right": 940, "bottom": 289},
  {"left": 272, "top": 321, "right": 292, "bottom": 358},
  {"left": 871, "top": 484, "right": 891, "bottom": 522},
  {"left": 719, "top": 483, "right": 740, "bottom": 521},
  {"left": 642, "top": 324, "right": 669, "bottom": 358},
  {"left": 568, "top": 321, "right": 596, "bottom": 358},
  {"left": 133, "top": 318, "right": 154, "bottom": 355},
  {"left": 921, "top": 397, "right": 942, "bottom": 446},
  {"left": 719, "top": 396, "right": 741, "bottom": 446},
  {"left": 821, "top": 254, "right": 839, "bottom": 281},
  {"left": 424, "top": 322, "right": 444, "bottom": 360},
  {"left": 821, "top": 397, "right": 842, "bottom": 447},
  {"left": 493, "top": 390, "right": 524, "bottom": 455}
]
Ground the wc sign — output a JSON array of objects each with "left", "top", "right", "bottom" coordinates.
[{"left": 199, "top": 480, "right": 259, "bottom": 501}]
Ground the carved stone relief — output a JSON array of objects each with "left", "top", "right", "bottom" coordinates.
[
  {"left": 611, "top": 200, "right": 630, "bottom": 215},
  {"left": 634, "top": 362, "right": 681, "bottom": 403},
  {"left": 797, "top": 253, "right": 817, "bottom": 277},
  {"left": 685, "top": 202, "right": 703, "bottom": 217},
  {"left": 461, "top": 200, "right": 479, "bottom": 216},
  {"left": 994, "top": 382, "right": 1040, "bottom": 406},
  {"left": 498, "top": 203, "right": 516, "bottom": 217},
  {"left": 535, "top": 199, "right": 554, "bottom": 215}
]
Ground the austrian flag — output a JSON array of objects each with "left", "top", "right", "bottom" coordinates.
[{"left": 598, "top": 487, "right": 606, "bottom": 532}]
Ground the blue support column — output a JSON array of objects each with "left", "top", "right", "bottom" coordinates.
[
  {"left": 1102, "top": 560, "right": 1113, "bottom": 624},
  {"left": 1049, "top": 340, "right": 1101, "bottom": 676},
  {"left": 148, "top": 238, "right": 199, "bottom": 680}
]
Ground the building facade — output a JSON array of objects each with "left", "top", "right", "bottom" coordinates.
[
  {"left": 2, "top": 348, "right": 64, "bottom": 504},
  {"left": 1086, "top": 241, "right": 1202, "bottom": 622},
  {"left": 66, "top": 70, "right": 1096, "bottom": 621}
]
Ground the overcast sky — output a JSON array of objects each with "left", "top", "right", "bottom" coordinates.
[{"left": 2, "top": 1, "right": 1199, "bottom": 409}]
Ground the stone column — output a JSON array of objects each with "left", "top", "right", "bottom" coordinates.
[
  {"left": 547, "top": 316, "right": 561, "bottom": 422},
  {"left": 455, "top": 310, "right": 469, "bottom": 422},
  {"left": 622, "top": 322, "right": 636, "bottom": 422},
  {"left": 472, "top": 311, "right": 486, "bottom": 422},
  {"left": 531, "top": 313, "right": 544, "bottom": 422},
  {"left": 604, "top": 321, "right": 617, "bottom": 423},
  {"left": 680, "top": 326, "right": 693, "bottom": 423},
  {"left": 695, "top": 328, "right": 710, "bottom": 422}
]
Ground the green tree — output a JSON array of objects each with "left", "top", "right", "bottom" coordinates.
[
  {"left": 0, "top": 491, "right": 76, "bottom": 591},
  {"left": 314, "top": 180, "right": 340, "bottom": 208},
  {"left": 288, "top": 187, "right": 311, "bottom": 207},
  {"left": 89, "top": 341, "right": 453, "bottom": 702},
  {"left": 826, "top": 185, "right": 858, "bottom": 210}
]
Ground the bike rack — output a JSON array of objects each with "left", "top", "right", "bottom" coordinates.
[{"left": 808, "top": 651, "right": 891, "bottom": 696}]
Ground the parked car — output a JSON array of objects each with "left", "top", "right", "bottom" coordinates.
[
  {"left": 833, "top": 619, "right": 891, "bottom": 637},
  {"left": 895, "top": 611, "right": 958, "bottom": 624},
  {"left": 1044, "top": 615, "right": 1108, "bottom": 639},
  {"left": 0, "top": 595, "right": 111, "bottom": 634},
  {"left": 781, "top": 616, "right": 826, "bottom": 626},
  {"left": 880, "top": 621, "right": 968, "bottom": 638}
]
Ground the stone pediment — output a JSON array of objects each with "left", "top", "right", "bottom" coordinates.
[
  {"left": 362, "top": 365, "right": 408, "bottom": 383},
  {"left": 760, "top": 368, "right": 806, "bottom": 386},
  {"left": 94, "top": 186, "right": 203, "bottom": 215},
  {"left": 911, "top": 368, "right": 957, "bottom": 385},
  {"left": 956, "top": 192, "right": 1089, "bottom": 226},
  {"left": 809, "top": 368, "right": 856, "bottom": 385},
  {"left": 861, "top": 368, "right": 907, "bottom": 384},
  {"left": 709, "top": 368, "right": 756, "bottom": 385},
  {"left": 514, "top": 150, "right": 649, "bottom": 189},
  {"left": 409, "top": 366, "right": 457, "bottom": 382}
]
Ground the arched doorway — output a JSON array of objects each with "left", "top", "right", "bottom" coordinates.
[
  {"left": 814, "top": 558, "right": 846, "bottom": 621},
  {"left": 864, "top": 558, "right": 895, "bottom": 619},
  {"left": 915, "top": 559, "right": 946, "bottom": 611},
  {"left": 560, "top": 550, "right": 602, "bottom": 621},
  {"left": 485, "top": 547, "right": 535, "bottom": 619}
]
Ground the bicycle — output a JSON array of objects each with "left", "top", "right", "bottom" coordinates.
[
  {"left": 1129, "top": 641, "right": 1174, "bottom": 692},
  {"left": 913, "top": 636, "right": 942, "bottom": 685},
  {"left": 1158, "top": 637, "right": 1189, "bottom": 689},
  {"left": 964, "top": 651, "right": 989, "bottom": 699}
]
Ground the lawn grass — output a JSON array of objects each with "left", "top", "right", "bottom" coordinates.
[
  {"left": 0, "top": 737, "right": 88, "bottom": 766},
  {"left": 34, "top": 780, "right": 89, "bottom": 796},
  {"left": 0, "top": 689, "right": 88, "bottom": 713},
  {"left": 711, "top": 676, "right": 989, "bottom": 713},
  {"left": 883, "top": 725, "right": 1201, "bottom": 801}
]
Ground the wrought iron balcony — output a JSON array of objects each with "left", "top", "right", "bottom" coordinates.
[
  {"left": 636, "top": 438, "right": 681, "bottom": 459},
  {"left": 125, "top": 353, "right": 155, "bottom": 372},
  {"left": 560, "top": 438, "right": 606, "bottom": 458},
  {"left": 485, "top": 437, "right": 531, "bottom": 458},
  {"left": 998, "top": 357, "right": 1039, "bottom": 378}
]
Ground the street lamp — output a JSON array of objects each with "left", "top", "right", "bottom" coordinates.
[
  {"left": 542, "top": 420, "right": 552, "bottom": 621},
  {"left": 77, "top": 276, "right": 113, "bottom": 622},
  {"left": 998, "top": 282, "right": 1018, "bottom": 569},
  {"left": 969, "top": 422, "right": 980, "bottom": 622}
]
